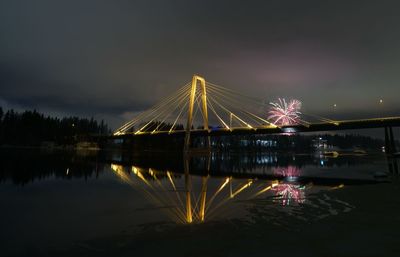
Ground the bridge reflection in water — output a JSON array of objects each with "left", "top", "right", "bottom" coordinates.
[
  {"left": 109, "top": 154, "right": 367, "bottom": 224},
  {"left": 111, "top": 164, "right": 302, "bottom": 224}
]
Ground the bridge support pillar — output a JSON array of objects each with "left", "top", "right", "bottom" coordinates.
[
  {"left": 385, "top": 127, "right": 391, "bottom": 154},
  {"left": 385, "top": 126, "right": 397, "bottom": 155},
  {"left": 385, "top": 126, "right": 399, "bottom": 174},
  {"left": 387, "top": 151, "right": 399, "bottom": 174},
  {"left": 389, "top": 127, "right": 397, "bottom": 154}
]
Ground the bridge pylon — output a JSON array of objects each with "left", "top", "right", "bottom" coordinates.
[{"left": 184, "top": 75, "right": 210, "bottom": 152}]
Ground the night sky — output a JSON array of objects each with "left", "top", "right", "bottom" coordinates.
[{"left": 1, "top": 0, "right": 400, "bottom": 128}]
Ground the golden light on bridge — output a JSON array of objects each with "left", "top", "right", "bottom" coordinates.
[
  {"left": 231, "top": 180, "right": 253, "bottom": 198},
  {"left": 111, "top": 75, "right": 400, "bottom": 146}
]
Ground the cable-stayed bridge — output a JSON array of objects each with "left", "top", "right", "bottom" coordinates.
[
  {"left": 112, "top": 75, "right": 400, "bottom": 153},
  {"left": 107, "top": 75, "right": 400, "bottom": 224}
]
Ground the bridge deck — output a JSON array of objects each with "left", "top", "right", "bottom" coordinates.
[{"left": 112, "top": 116, "right": 400, "bottom": 139}]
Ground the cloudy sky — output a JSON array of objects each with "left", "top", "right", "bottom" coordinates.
[{"left": 1, "top": 0, "right": 400, "bottom": 128}]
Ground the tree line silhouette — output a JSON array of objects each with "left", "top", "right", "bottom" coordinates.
[{"left": 0, "top": 106, "right": 110, "bottom": 146}]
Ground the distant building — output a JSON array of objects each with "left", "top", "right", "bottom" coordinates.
[{"left": 312, "top": 137, "right": 328, "bottom": 149}]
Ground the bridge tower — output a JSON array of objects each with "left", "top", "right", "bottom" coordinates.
[{"left": 184, "top": 75, "right": 210, "bottom": 152}]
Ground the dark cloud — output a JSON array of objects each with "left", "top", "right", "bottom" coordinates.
[{"left": 1, "top": 0, "right": 400, "bottom": 129}]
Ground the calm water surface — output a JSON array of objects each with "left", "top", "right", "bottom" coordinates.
[{"left": 1, "top": 148, "right": 400, "bottom": 257}]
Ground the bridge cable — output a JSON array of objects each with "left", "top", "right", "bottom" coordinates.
[
  {"left": 115, "top": 82, "right": 191, "bottom": 134},
  {"left": 135, "top": 89, "right": 191, "bottom": 134}
]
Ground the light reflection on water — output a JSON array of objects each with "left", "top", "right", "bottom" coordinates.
[
  {"left": 0, "top": 149, "right": 399, "bottom": 256},
  {"left": 108, "top": 151, "right": 386, "bottom": 225}
]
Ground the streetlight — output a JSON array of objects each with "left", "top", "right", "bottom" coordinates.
[{"left": 378, "top": 99, "right": 384, "bottom": 117}]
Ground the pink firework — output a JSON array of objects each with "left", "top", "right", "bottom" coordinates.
[
  {"left": 272, "top": 183, "right": 305, "bottom": 206},
  {"left": 268, "top": 98, "right": 302, "bottom": 126},
  {"left": 273, "top": 166, "right": 301, "bottom": 177}
]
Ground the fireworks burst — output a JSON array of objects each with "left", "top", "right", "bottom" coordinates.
[
  {"left": 273, "top": 166, "right": 301, "bottom": 178},
  {"left": 272, "top": 183, "right": 305, "bottom": 206},
  {"left": 268, "top": 98, "right": 302, "bottom": 126}
]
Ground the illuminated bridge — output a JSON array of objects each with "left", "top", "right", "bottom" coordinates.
[{"left": 112, "top": 75, "right": 399, "bottom": 154}]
